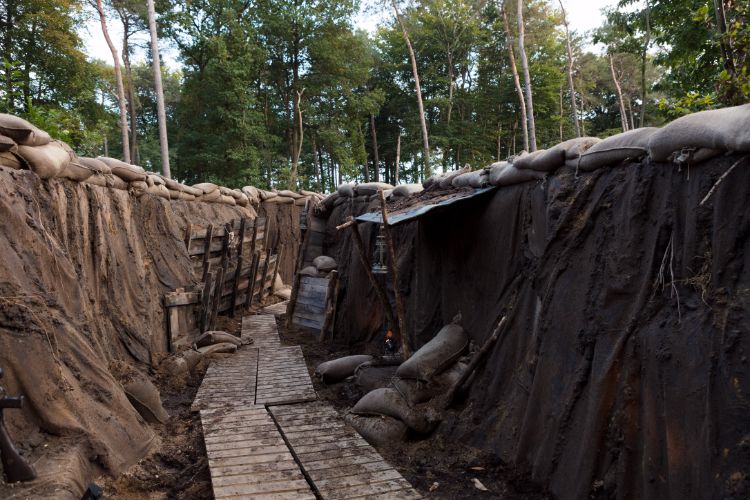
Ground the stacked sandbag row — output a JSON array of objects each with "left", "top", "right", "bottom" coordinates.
[
  {"left": 0, "top": 113, "right": 324, "bottom": 212},
  {"left": 315, "top": 181, "right": 396, "bottom": 216},
  {"left": 299, "top": 255, "right": 338, "bottom": 278}
]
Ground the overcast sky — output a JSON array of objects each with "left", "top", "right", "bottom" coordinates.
[{"left": 81, "top": 0, "right": 620, "bottom": 71}]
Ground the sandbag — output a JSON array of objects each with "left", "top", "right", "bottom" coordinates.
[
  {"left": 313, "top": 255, "right": 337, "bottom": 272},
  {"left": 220, "top": 194, "right": 237, "bottom": 205},
  {"left": 178, "top": 191, "right": 196, "bottom": 201},
  {"left": 357, "top": 182, "right": 394, "bottom": 196},
  {"left": 396, "top": 324, "right": 469, "bottom": 382},
  {"left": 197, "top": 342, "right": 238, "bottom": 355},
  {"left": 571, "top": 127, "right": 658, "bottom": 171},
  {"left": 198, "top": 189, "right": 221, "bottom": 202},
  {"left": 345, "top": 413, "right": 407, "bottom": 447},
  {"left": 193, "top": 182, "right": 219, "bottom": 194},
  {"left": 259, "top": 189, "right": 277, "bottom": 201},
  {"left": 59, "top": 161, "right": 94, "bottom": 182},
  {"left": 392, "top": 184, "right": 424, "bottom": 197},
  {"left": 148, "top": 174, "right": 165, "bottom": 186},
  {"left": 333, "top": 196, "right": 348, "bottom": 207},
  {"left": 123, "top": 378, "right": 169, "bottom": 424},
  {"left": 147, "top": 184, "right": 170, "bottom": 199},
  {"left": 17, "top": 142, "right": 71, "bottom": 179},
  {"left": 78, "top": 157, "right": 111, "bottom": 174},
  {"left": 106, "top": 174, "right": 129, "bottom": 190},
  {"left": 438, "top": 166, "right": 469, "bottom": 189},
  {"left": 168, "top": 189, "right": 181, "bottom": 200},
  {"left": 84, "top": 174, "right": 107, "bottom": 187},
  {"left": 354, "top": 363, "right": 399, "bottom": 394},
  {"left": 99, "top": 156, "right": 147, "bottom": 182},
  {"left": 489, "top": 162, "right": 545, "bottom": 186},
  {"left": 0, "top": 134, "right": 16, "bottom": 152},
  {"left": 195, "top": 331, "right": 242, "bottom": 348},
  {"left": 648, "top": 104, "right": 750, "bottom": 161},
  {"left": 337, "top": 183, "right": 356, "bottom": 197},
  {"left": 315, "top": 355, "right": 374, "bottom": 384},
  {"left": 321, "top": 192, "right": 340, "bottom": 209},
  {"left": 294, "top": 196, "right": 310, "bottom": 206},
  {"left": 512, "top": 149, "right": 546, "bottom": 170},
  {"left": 299, "top": 266, "right": 319, "bottom": 277},
  {"left": 451, "top": 171, "right": 474, "bottom": 188},
  {"left": 182, "top": 350, "right": 203, "bottom": 371},
  {"left": 277, "top": 189, "right": 304, "bottom": 199},
  {"left": 351, "top": 388, "right": 433, "bottom": 433},
  {"left": 0, "top": 151, "right": 25, "bottom": 170},
  {"left": 266, "top": 195, "right": 294, "bottom": 204},
  {"left": 391, "top": 377, "right": 437, "bottom": 406},
  {"left": 242, "top": 186, "right": 261, "bottom": 205},
  {"left": 235, "top": 192, "right": 249, "bottom": 207},
  {"left": 299, "top": 189, "right": 319, "bottom": 197},
  {"left": 129, "top": 180, "right": 148, "bottom": 197},
  {"left": 422, "top": 173, "right": 441, "bottom": 189},
  {"left": 275, "top": 287, "right": 292, "bottom": 300},
  {"left": 528, "top": 137, "right": 602, "bottom": 172},
  {"left": 0, "top": 114, "right": 51, "bottom": 146}
]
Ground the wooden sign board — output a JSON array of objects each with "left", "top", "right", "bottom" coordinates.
[{"left": 291, "top": 276, "right": 329, "bottom": 330}]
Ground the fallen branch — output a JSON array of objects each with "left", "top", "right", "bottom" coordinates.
[{"left": 699, "top": 154, "right": 749, "bottom": 206}]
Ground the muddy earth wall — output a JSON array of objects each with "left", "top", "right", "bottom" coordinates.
[
  {"left": 325, "top": 154, "right": 750, "bottom": 499},
  {"left": 0, "top": 168, "right": 297, "bottom": 498}
]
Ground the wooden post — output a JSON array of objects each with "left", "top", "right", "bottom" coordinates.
[
  {"left": 245, "top": 252, "right": 260, "bottom": 310},
  {"left": 337, "top": 217, "right": 399, "bottom": 342},
  {"left": 184, "top": 223, "right": 192, "bottom": 253},
  {"left": 378, "top": 190, "right": 410, "bottom": 359},
  {"left": 209, "top": 267, "right": 225, "bottom": 329},
  {"left": 270, "top": 244, "right": 284, "bottom": 298},
  {"left": 258, "top": 248, "right": 272, "bottom": 304},
  {"left": 201, "top": 224, "right": 214, "bottom": 284},
  {"left": 230, "top": 218, "right": 247, "bottom": 317},
  {"left": 319, "top": 270, "right": 339, "bottom": 342},
  {"left": 200, "top": 270, "right": 215, "bottom": 332}
]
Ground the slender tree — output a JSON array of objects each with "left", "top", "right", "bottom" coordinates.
[
  {"left": 147, "top": 0, "right": 170, "bottom": 177},
  {"left": 290, "top": 88, "right": 305, "bottom": 188},
  {"left": 390, "top": 0, "right": 430, "bottom": 176},
  {"left": 370, "top": 114, "right": 380, "bottom": 182},
  {"left": 92, "top": 0, "right": 130, "bottom": 163},
  {"left": 559, "top": 0, "right": 580, "bottom": 137},
  {"left": 515, "top": 0, "right": 536, "bottom": 151},
  {"left": 639, "top": 0, "right": 650, "bottom": 127},
  {"left": 501, "top": 2, "right": 529, "bottom": 152},
  {"left": 609, "top": 53, "right": 629, "bottom": 132}
]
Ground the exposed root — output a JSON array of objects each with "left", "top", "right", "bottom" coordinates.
[
  {"left": 699, "top": 155, "right": 749, "bottom": 206},
  {"left": 655, "top": 231, "right": 682, "bottom": 323}
]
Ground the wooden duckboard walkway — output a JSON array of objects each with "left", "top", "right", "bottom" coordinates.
[
  {"left": 256, "top": 346, "right": 317, "bottom": 405},
  {"left": 191, "top": 348, "right": 258, "bottom": 412},
  {"left": 201, "top": 405, "right": 315, "bottom": 499},
  {"left": 262, "top": 300, "right": 290, "bottom": 316},
  {"left": 241, "top": 314, "right": 281, "bottom": 349},
  {"left": 270, "top": 402, "right": 422, "bottom": 499}
]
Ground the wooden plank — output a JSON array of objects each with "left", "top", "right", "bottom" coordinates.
[
  {"left": 201, "top": 224, "right": 214, "bottom": 282},
  {"left": 258, "top": 248, "right": 272, "bottom": 304},
  {"left": 163, "top": 291, "right": 201, "bottom": 307},
  {"left": 230, "top": 218, "right": 247, "bottom": 317},
  {"left": 184, "top": 222, "right": 192, "bottom": 254}
]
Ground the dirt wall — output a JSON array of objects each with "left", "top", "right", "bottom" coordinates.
[
  {"left": 324, "top": 154, "right": 750, "bottom": 499},
  {"left": 0, "top": 168, "right": 296, "bottom": 498}
]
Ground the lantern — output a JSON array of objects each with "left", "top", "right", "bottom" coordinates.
[{"left": 372, "top": 224, "right": 388, "bottom": 274}]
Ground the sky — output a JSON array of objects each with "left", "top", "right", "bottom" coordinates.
[{"left": 81, "top": 0, "right": 620, "bottom": 71}]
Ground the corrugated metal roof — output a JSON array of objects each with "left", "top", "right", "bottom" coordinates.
[{"left": 356, "top": 186, "right": 496, "bottom": 226}]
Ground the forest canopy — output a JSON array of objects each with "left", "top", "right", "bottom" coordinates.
[{"left": 1, "top": 0, "right": 748, "bottom": 191}]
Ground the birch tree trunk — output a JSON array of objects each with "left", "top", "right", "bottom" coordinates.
[
  {"left": 290, "top": 88, "right": 304, "bottom": 188},
  {"left": 559, "top": 0, "right": 580, "bottom": 137},
  {"left": 394, "top": 129, "right": 401, "bottom": 184},
  {"left": 639, "top": 0, "right": 650, "bottom": 127},
  {"left": 501, "top": 3, "right": 529, "bottom": 151},
  {"left": 147, "top": 0, "right": 170, "bottom": 177},
  {"left": 370, "top": 113, "right": 380, "bottom": 182},
  {"left": 94, "top": 0, "right": 130, "bottom": 163},
  {"left": 391, "top": 0, "right": 430, "bottom": 176},
  {"left": 516, "top": 0, "right": 537, "bottom": 151},
  {"left": 120, "top": 15, "right": 139, "bottom": 164},
  {"left": 609, "top": 53, "right": 629, "bottom": 132}
]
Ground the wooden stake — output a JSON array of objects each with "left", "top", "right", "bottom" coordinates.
[{"left": 378, "top": 190, "right": 411, "bottom": 359}]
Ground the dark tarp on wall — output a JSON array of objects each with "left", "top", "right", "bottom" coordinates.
[{"left": 321, "top": 154, "right": 750, "bottom": 499}]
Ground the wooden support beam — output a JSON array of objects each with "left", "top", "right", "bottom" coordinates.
[
  {"left": 200, "top": 270, "right": 215, "bottom": 332},
  {"left": 378, "top": 190, "right": 410, "bottom": 359},
  {"left": 258, "top": 248, "right": 272, "bottom": 304},
  {"left": 201, "top": 224, "right": 214, "bottom": 283},
  {"left": 230, "top": 218, "right": 247, "bottom": 317},
  {"left": 245, "top": 252, "right": 260, "bottom": 310}
]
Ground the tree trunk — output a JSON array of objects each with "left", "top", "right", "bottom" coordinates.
[
  {"left": 712, "top": 0, "right": 735, "bottom": 76},
  {"left": 640, "top": 0, "right": 650, "bottom": 128},
  {"left": 95, "top": 0, "right": 130, "bottom": 163},
  {"left": 4, "top": 0, "right": 15, "bottom": 112},
  {"left": 516, "top": 0, "right": 537, "bottom": 151},
  {"left": 559, "top": 87, "right": 564, "bottom": 141},
  {"left": 391, "top": 0, "right": 430, "bottom": 176},
  {"left": 627, "top": 97, "right": 635, "bottom": 130},
  {"left": 501, "top": 4, "right": 529, "bottom": 152},
  {"left": 559, "top": 0, "right": 580, "bottom": 137},
  {"left": 370, "top": 113, "right": 380, "bottom": 182},
  {"left": 147, "top": 0, "right": 170, "bottom": 176},
  {"left": 609, "top": 53, "right": 629, "bottom": 132},
  {"left": 290, "top": 88, "right": 304, "bottom": 188},
  {"left": 395, "top": 129, "right": 401, "bottom": 184},
  {"left": 120, "top": 14, "right": 139, "bottom": 164},
  {"left": 313, "top": 135, "right": 322, "bottom": 189}
]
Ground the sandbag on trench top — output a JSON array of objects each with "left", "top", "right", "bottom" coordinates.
[
  {"left": 0, "top": 113, "right": 51, "bottom": 146},
  {"left": 396, "top": 323, "right": 469, "bottom": 382},
  {"left": 571, "top": 127, "right": 659, "bottom": 171},
  {"left": 351, "top": 387, "right": 435, "bottom": 434},
  {"left": 315, "top": 355, "right": 374, "bottom": 384},
  {"left": 488, "top": 161, "right": 545, "bottom": 187}
]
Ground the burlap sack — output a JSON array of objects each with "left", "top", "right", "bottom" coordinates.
[
  {"left": 294, "top": 196, "right": 309, "bottom": 206},
  {"left": 147, "top": 184, "right": 170, "bottom": 199},
  {"left": 17, "top": 142, "right": 71, "bottom": 179},
  {"left": 0, "top": 151, "right": 24, "bottom": 169},
  {"left": 198, "top": 189, "right": 221, "bottom": 202},
  {"left": 148, "top": 174, "right": 166, "bottom": 186},
  {"left": 178, "top": 191, "right": 196, "bottom": 201},
  {"left": 572, "top": 127, "right": 658, "bottom": 171},
  {"left": 168, "top": 189, "right": 181, "bottom": 200},
  {"left": 392, "top": 184, "right": 424, "bottom": 197},
  {"left": 106, "top": 174, "right": 129, "bottom": 190},
  {"left": 351, "top": 387, "right": 433, "bottom": 433},
  {"left": 357, "top": 182, "right": 394, "bottom": 196},
  {"left": 313, "top": 255, "right": 337, "bottom": 272},
  {"left": 123, "top": 378, "right": 169, "bottom": 424},
  {"left": 220, "top": 194, "right": 236, "bottom": 205},
  {"left": 195, "top": 331, "right": 242, "bottom": 348},
  {"left": 438, "top": 166, "right": 470, "bottom": 189},
  {"left": 259, "top": 189, "right": 278, "bottom": 201},
  {"left": 299, "top": 266, "right": 319, "bottom": 277},
  {"left": 242, "top": 186, "right": 261, "bottom": 205},
  {"left": 337, "top": 183, "right": 356, "bottom": 197},
  {"left": 315, "top": 355, "right": 374, "bottom": 384},
  {"left": 235, "top": 191, "right": 249, "bottom": 207},
  {"left": 84, "top": 174, "right": 108, "bottom": 187},
  {"left": 129, "top": 180, "right": 148, "bottom": 197},
  {"left": 345, "top": 413, "right": 407, "bottom": 447},
  {"left": 99, "top": 156, "right": 147, "bottom": 182},
  {"left": 489, "top": 162, "right": 545, "bottom": 186},
  {"left": 266, "top": 196, "right": 293, "bottom": 204},
  {"left": 513, "top": 149, "right": 546, "bottom": 170},
  {"left": 0, "top": 133, "right": 16, "bottom": 152},
  {"left": 277, "top": 189, "right": 304, "bottom": 199},
  {"left": 193, "top": 182, "right": 219, "bottom": 194},
  {"left": 59, "top": 161, "right": 94, "bottom": 182},
  {"left": 197, "top": 342, "right": 237, "bottom": 355},
  {"left": 528, "top": 137, "right": 602, "bottom": 172},
  {"left": 396, "top": 324, "right": 468, "bottom": 382},
  {"left": 0, "top": 113, "right": 51, "bottom": 146},
  {"left": 78, "top": 157, "right": 111, "bottom": 174},
  {"left": 648, "top": 103, "right": 750, "bottom": 161}
]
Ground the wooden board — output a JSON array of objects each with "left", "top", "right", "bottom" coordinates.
[
  {"left": 270, "top": 402, "right": 422, "bottom": 499},
  {"left": 200, "top": 406, "right": 315, "bottom": 500},
  {"left": 262, "top": 301, "right": 290, "bottom": 316},
  {"left": 191, "top": 348, "right": 258, "bottom": 412},
  {"left": 255, "top": 346, "right": 317, "bottom": 405},
  {"left": 291, "top": 276, "right": 329, "bottom": 331},
  {"left": 241, "top": 315, "right": 281, "bottom": 349}
]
